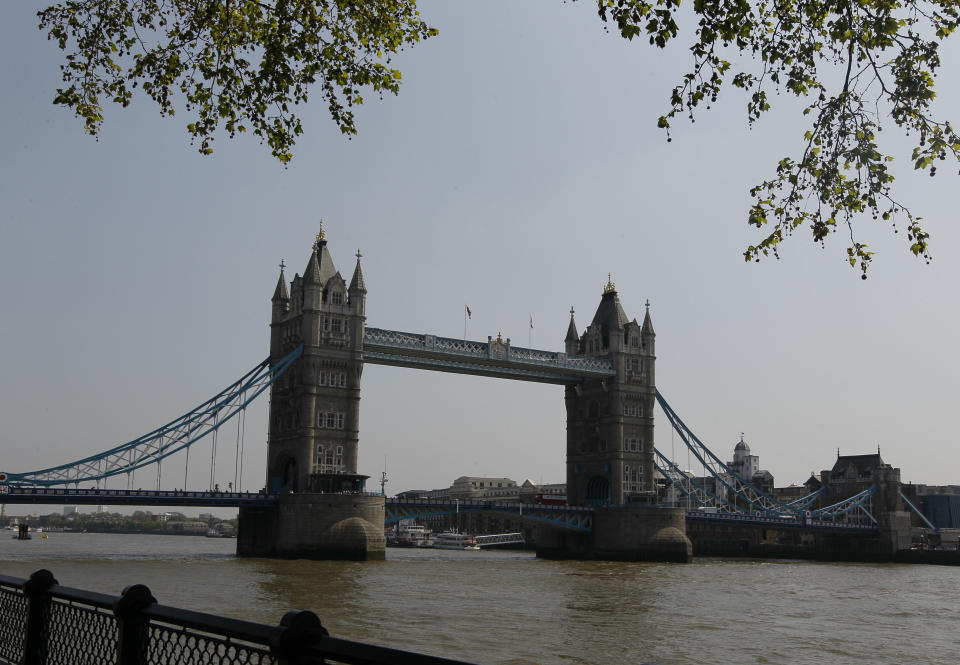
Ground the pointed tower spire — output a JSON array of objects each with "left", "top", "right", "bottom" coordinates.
[
  {"left": 641, "top": 299, "right": 655, "bottom": 335},
  {"left": 565, "top": 306, "right": 580, "bottom": 355},
  {"left": 565, "top": 306, "right": 578, "bottom": 343},
  {"left": 272, "top": 259, "right": 290, "bottom": 302},
  {"left": 303, "top": 247, "right": 322, "bottom": 284},
  {"left": 349, "top": 249, "right": 366, "bottom": 292}
]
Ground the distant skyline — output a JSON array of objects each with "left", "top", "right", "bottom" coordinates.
[{"left": 3, "top": 2, "right": 960, "bottom": 507}]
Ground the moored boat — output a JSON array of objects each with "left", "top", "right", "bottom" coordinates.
[
  {"left": 388, "top": 523, "right": 434, "bottom": 547},
  {"left": 432, "top": 531, "right": 480, "bottom": 550}
]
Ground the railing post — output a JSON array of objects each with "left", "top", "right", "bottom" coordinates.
[
  {"left": 21, "top": 569, "right": 57, "bottom": 665},
  {"left": 112, "top": 584, "right": 157, "bottom": 665},
  {"left": 272, "top": 610, "right": 329, "bottom": 665}
]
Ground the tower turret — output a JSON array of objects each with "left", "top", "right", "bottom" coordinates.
[
  {"left": 270, "top": 261, "right": 291, "bottom": 359},
  {"left": 565, "top": 306, "right": 579, "bottom": 355},
  {"left": 349, "top": 249, "right": 367, "bottom": 316}
]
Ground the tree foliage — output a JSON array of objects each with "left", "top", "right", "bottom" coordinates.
[
  {"left": 592, "top": 0, "right": 959, "bottom": 276},
  {"left": 39, "top": 0, "right": 959, "bottom": 274},
  {"left": 39, "top": 0, "right": 436, "bottom": 163}
]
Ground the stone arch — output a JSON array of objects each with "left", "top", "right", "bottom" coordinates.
[
  {"left": 586, "top": 476, "right": 610, "bottom": 505},
  {"left": 282, "top": 457, "right": 299, "bottom": 493}
]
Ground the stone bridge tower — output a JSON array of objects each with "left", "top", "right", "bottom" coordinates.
[
  {"left": 265, "top": 227, "right": 367, "bottom": 494},
  {"left": 564, "top": 278, "right": 656, "bottom": 506}
]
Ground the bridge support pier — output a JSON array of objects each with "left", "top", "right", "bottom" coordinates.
[
  {"left": 536, "top": 506, "right": 691, "bottom": 562},
  {"left": 237, "top": 494, "right": 386, "bottom": 561}
]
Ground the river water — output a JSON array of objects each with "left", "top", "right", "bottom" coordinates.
[{"left": 1, "top": 532, "right": 957, "bottom": 664}]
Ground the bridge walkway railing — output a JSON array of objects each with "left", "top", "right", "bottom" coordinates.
[
  {"left": 385, "top": 499, "right": 594, "bottom": 531},
  {"left": 685, "top": 511, "right": 879, "bottom": 532},
  {"left": 0, "top": 486, "right": 280, "bottom": 507},
  {"left": 0, "top": 569, "right": 475, "bottom": 665}
]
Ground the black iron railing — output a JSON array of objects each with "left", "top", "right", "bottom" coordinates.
[{"left": 0, "top": 570, "right": 474, "bottom": 665}]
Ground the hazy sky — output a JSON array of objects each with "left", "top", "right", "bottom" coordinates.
[{"left": 2, "top": 1, "right": 959, "bottom": 507}]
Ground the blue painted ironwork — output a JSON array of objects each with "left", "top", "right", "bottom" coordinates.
[
  {"left": 0, "top": 345, "right": 304, "bottom": 487},
  {"left": 0, "top": 486, "right": 279, "bottom": 507},
  {"left": 901, "top": 492, "right": 938, "bottom": 531},
  {"left": 810, "top": 484, "right": 878, "bottom": 524},
  {"left": 783, "top": 485, "right": 827, "bottom": 510},
  {"left": 385, "top": 499, "right": 593, "bottom": 531},
  {"left": 655, "top": 390, "right": 804, "bottom": 517},
  {"left": 363, "top": 328, "right": 615, "bottom": 384},
  {"left": 653, "top": 450, "right": 740, "bottom": 512},
  {"left": 685, "top": 510, "right": 879, "bottom": 532}
]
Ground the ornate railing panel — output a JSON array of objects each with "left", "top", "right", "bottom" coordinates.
[
  {"left": 46, "top": 599, "right": 118, "bottom": 665},
  {"left": 0, "top": 582, "right": 26, "bottom": 663}
]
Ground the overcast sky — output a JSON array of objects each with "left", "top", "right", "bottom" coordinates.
[{"left": 2, "top": 1, "right": 959, "bottom": 506}]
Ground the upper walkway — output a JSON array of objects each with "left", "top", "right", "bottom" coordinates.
[{"left": 363, "top": 327, "right": 616, "bottom": 384}]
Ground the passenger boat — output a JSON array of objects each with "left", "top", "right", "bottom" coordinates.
[
  {"left": 389, "top": 523, "right": 434, "bottom": 547},
  {"left": 431, "top": 531, "right": 480, "bottom": 550}
]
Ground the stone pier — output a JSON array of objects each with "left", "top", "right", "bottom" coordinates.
[
  {"left": 237, "top": 494, "right": 385, "bottom": 561},
  {"left": 536, "top": 505, "right": 692, "bottom": 562}
]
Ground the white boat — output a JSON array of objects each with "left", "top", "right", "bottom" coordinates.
[
  {"left": 432, "top": 531, "right": 480, "bottom": 550},
  {"left": 390, "top": 523, "right": 434, "bottom": 547}
]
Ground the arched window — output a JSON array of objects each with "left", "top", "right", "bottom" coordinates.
[{"left": 585, "top": 476, "right": 610, "bottom": 505}]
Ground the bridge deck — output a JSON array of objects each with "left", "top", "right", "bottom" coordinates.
[{"left": 0, "top": 487, "right": 278, "bottom": 507}]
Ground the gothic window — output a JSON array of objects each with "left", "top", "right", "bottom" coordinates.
[
  {"left": 318, "top": 372, "right": 326, "bottom": 386},
  {"left": 332, "top": 291, "right": 343, "bottom": 305},
  {"left": 314, "top": 442, "right": 345, "bottom": 473},
  {"left": 317, "top": 411, "right": 345, "bottom": 429},
  {"left": 623, "top": 401, "right": 642, "bottom": 417}
]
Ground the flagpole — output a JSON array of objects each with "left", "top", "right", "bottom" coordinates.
[{"left": 464, "top": 307, "right": 467, "bottom": 340}]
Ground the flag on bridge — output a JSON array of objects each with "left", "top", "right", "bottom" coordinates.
[
  {"left": 466, "top": 305, "right": 472, "bottom": 319},
  {"left": 529, "top": 314, "right": 533, "bottom": 329}
]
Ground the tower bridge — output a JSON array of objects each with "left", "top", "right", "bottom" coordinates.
[{"left": 1, "top": 226, "right": 916, "bottom": 562}]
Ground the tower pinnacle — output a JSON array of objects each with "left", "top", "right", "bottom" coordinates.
[
  {"left": 314, "top": 220, "right": 327, "bottom": 249},
  {"left": 603, "top": 273, "right": 617, "bottom": 294}
]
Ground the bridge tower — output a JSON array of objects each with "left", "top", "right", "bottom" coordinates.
[
  {"left": 266, "top": 226, "right": 367, "bottom": 494},
  {"left": 238, "top": 227, "right": 384, "bottom": 561},
  {"left": 564, "top": 278, "right": 656, "bottom": 506}
]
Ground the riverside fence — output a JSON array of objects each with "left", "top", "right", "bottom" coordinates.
[{"left": 0, "top": 569, "right": 474, "bottom": 665}]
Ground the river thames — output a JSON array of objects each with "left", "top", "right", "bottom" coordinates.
[{"left": 1, "top": 532, "right": 957, "bottom": 664}]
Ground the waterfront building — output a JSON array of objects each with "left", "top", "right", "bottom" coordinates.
[{"left": 449, "top": 476, "right": 518, "bottom": 501}]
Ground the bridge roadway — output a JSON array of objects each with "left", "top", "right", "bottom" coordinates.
[
  {"left": 0, "top": 486, "right": 276, "bottom": 508},
  {"left": 0, "top": 487, "right": 877, "bottom": 534},
  {"left": 0, "top": 487, "right": 597, "bottom": 530}
]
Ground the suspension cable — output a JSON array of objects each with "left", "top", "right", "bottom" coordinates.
[
  {"left": 238, "top": 408, "right": 246, "bottom": 492},
  {"left": 233, "top": 403, "right": 241, "bottom": 491},
  {"left": 210, "top": 413, "right": 218, "bottom": 491}
]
